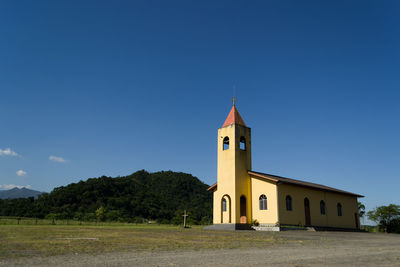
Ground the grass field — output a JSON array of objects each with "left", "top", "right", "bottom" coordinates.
[
  {"left": 2, "top": 222, "right": 400, "bottom": 266},
  {"left": 0, "top": 223, "right": 284, "bottom": 259}
]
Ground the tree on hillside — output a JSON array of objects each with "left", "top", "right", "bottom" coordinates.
[{"left": 367, "top": 204, "right": 400, "bottom": 233}]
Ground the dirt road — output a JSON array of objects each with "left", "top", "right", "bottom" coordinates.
[{"left": 2, "top": 231, "right": 400, "bottom": 266}]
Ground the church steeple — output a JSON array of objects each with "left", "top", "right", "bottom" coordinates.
[
  {"left": 222, "top": 103, "right": 246, "bottom": 128},
  {"left": 216, "top": 100, "right": 252, "bottom": 225}
]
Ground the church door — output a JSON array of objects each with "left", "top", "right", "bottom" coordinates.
[
  {"left": 240, "top": 195, "right": 247, "bottom": 224},
  {"left": 304, "top": 198, "right": 311, "bottom": 226}
]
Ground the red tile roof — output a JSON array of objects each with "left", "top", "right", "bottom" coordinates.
[{"left": 222, "top": 105, "right": 246, "bottom": 128}]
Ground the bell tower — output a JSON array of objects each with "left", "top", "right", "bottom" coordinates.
[{"left": 214, "top": 101, "right": 252, "bottom": 225}]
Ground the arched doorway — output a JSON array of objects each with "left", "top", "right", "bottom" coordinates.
[
  {"left": 304, "top": 198, "right": 311, "bottom": 226},
  {"left": 221, "top": 195, "right": 231, "bottom": 223},
  {"left": 240, "top": 195, "right": 247, "bottom": 224}
]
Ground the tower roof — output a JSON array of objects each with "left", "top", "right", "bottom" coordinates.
[{"left": 222, "top": 104, "right": 247, "bottom": 128}]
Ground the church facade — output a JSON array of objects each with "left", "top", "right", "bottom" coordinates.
[{"left": 208, "top": 104, "right": 363, "bottom": 229}]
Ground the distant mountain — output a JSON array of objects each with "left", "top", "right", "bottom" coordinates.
[{"left": 0, "top": 187, "right": 44, "bottom": 199}]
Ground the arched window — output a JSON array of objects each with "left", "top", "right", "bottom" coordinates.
[
  {"left": 286, "top": 195, "right": 292, "bottom": 211},
  {"left": 240, "top": 136, "right": 246, "bottom": 150},
  {"left": 222, "top": 198, "right": 227, "bottom": 212},
  {"left": 337, "top": 203, "right": 342, "bottom": 216},
  {"left": 223, "top": 137, "right": 229, "bottom": 150},
  {"left": 320, "top": 200, "right": 326, "bottom": 215},
  {"left": 259, "top": 194, "right": 267, "bottom": 210},
  {"left": 221, "top": 195, "right": 231, "bottom": 223}
]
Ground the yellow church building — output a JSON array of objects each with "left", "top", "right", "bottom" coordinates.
[{"left": 207, "top": 103, "right": 363, "bottom": 230}]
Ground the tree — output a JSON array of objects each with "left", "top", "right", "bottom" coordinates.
[
  {"left": 96, "top": 206, "right": 105, "bottom": 222},
  {"left": 358, "top": 202, "right": 365, "bottom": 218},
  {"left": 367, "top": 204, "right": 400, "bottom": 233}
]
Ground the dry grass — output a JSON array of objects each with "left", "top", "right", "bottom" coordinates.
[{"left": 0, "top": 224, "right": 283, "bottom": 259}]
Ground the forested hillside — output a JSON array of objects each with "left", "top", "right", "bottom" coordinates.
[{"left": 0, "top": 170, "right": 213, "bottom": 224}]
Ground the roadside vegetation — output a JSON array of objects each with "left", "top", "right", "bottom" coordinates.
[{"left": 0, "top": 216, "right": 149, "bottom": 226}]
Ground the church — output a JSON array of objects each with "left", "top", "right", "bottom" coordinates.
[{"left": 207, "top": 102, "right": 363, "bottom": 230}]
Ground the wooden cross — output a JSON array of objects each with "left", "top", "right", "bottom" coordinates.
[{"left": 182, "top": 210, "right": 189, "bottom": 228}]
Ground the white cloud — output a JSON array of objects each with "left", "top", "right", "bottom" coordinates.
[
  {"left": 0, "top": 184, "right": 31, "bottom": 190},
  {"left": 49, "top": 155, "right": 66, "bottom": 163},
  {"left": 0, "top": 148, "right": 19, "bottom": 157},
  {"left": 16, "top": 170, "right": 27, "bottom": 176}
]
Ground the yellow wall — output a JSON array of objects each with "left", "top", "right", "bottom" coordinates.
[
  {"left": 234, "top": 125, "right": 252, "bottom": 223},
  {"left": 278, "top": 183, "right": 359, "bottom": 228},
  {"left": 213, "top": 125, "right": 235, "bottom": 224},
  {"left": 213, "top": 124, "right": 252, "bottom": 224},
  {"left": 250, "top": 177, "right": 278, "bottom": 225}
]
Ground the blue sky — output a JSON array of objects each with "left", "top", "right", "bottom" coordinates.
[{"left": 0, "top": 1, "right": 399, "bottom": 215}]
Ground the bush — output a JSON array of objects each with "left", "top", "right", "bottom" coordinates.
[
  {"left": 200, "top": 216, "right": 212, "bottom": 225},
  {"left": 387, "top": 218, "right": 400, "bottom": 233},
  {"left": 157, "top": 218, "right": 170, "bottom": 224},
  {"left": 105, "top": 210, "right": 121, "bottom": 221},
  {"left": 133, "top": 216, "right": 145, "bottom": 224},
  {"left": 251, "top": 219, "right": 260, "bottom": 226},
  {"left": 83, "top": 212, "right": 96, "bottom": 222}
]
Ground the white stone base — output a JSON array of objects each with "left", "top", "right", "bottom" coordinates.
[{"left": 252, "top": 226, "right": 280, "bottom": 231}]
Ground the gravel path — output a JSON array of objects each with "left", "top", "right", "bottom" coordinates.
[{"left": 2, "top": 231, "right": 400, "bottom": 266}]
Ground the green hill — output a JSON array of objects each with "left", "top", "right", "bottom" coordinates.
[
  {"left": 0, "top": 170, "right": 213, "bottom": 224},
  {"left": 0, "top": 187, "right": 44, "bottom": 199}
]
